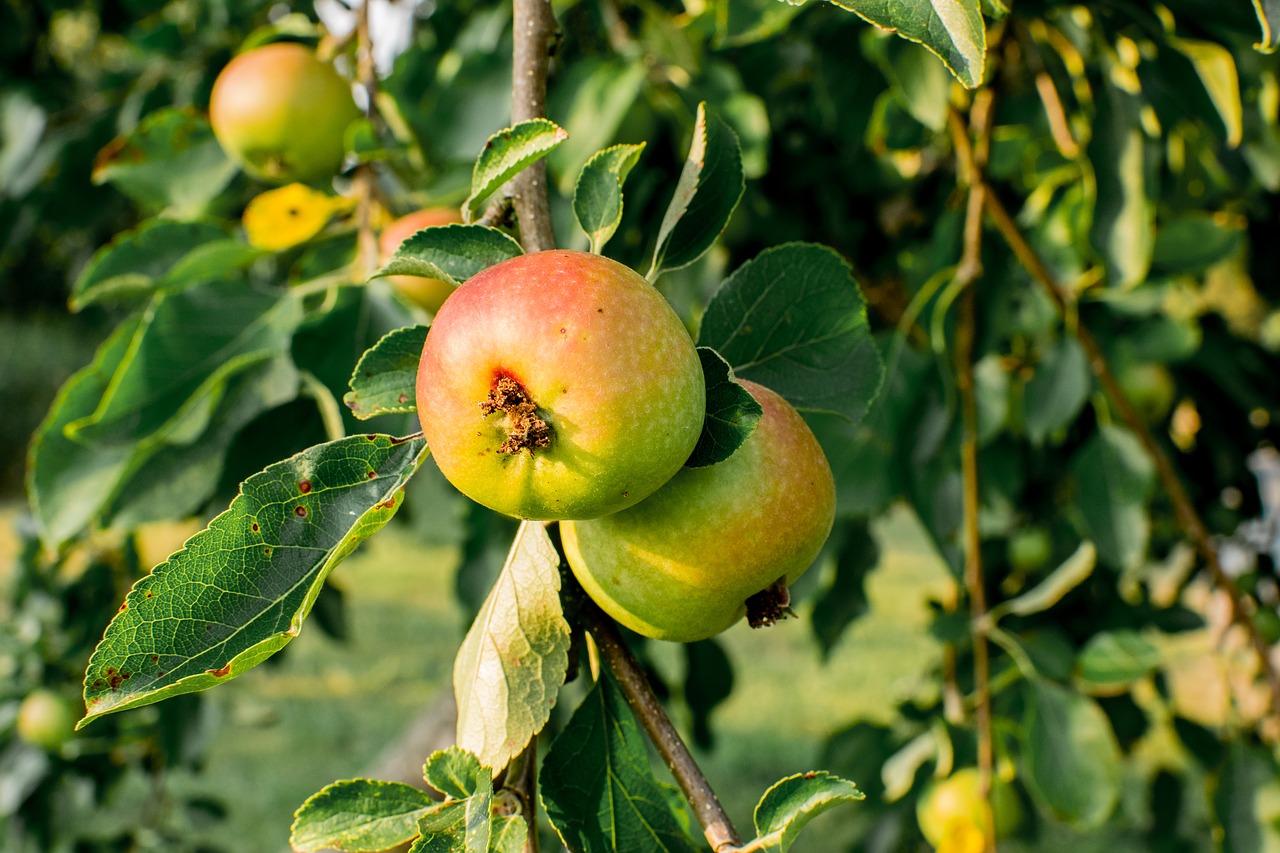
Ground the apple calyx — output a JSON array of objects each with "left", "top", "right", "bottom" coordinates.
[
  {"left": 745, "top": 576, "right": 795, "bottom": 629},
  {"left": 481, "top": 375, "right": 552, "bottom": 455}
]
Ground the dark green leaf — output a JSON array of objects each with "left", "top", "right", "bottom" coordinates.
[
  {"left": 1071, "top": 427, "right": 1155, "bottom": 570},
  {"left": 1020, "top": 680, "right": 1121, "bottom": 828},
  {"left": 686, "top": 348, "right": 763, "bottom": 467},
  {"left": 1075, "top": 630, "right": 1161, "bottom": 691},
  {"left": 71, "top": 220, "right": 234, "bottom": 310},
  {"left": 463, "top": 119, "right": 568, "bottom": 220},
  {"left": 811, "top": 521, "right": 878, "bottom": 659},
  {"left": 1089, "top": 80, "right": 1154, "bottom": 288},
  {"left": 574, "top": 143, "right": 646, "bottom": 254},
  {"left": 291, "top": 779, "right": 437, "bottom": 853},
  {"left": 1024, "top": 336, "right": 1090, "bottom": 445},
  {"left": 345, "top": 325, "right": 430, "bottom": 420},
  {"left": 684, "top": 638, "right": 734, "bottom": 750},
  {"left": 1217, "top": 741, "right": 1280, "bottom": 852},
  {"left": 453, "top": 522, "right": 571, "bottom": 772},
  {"left": 1152, "top": 213, "right": 1244, "bottom": 275},
  {"left": 697, "top": 243, "right": 883, "bottom": 425},
  {"left": 750, "top": 771, "right": 864, "bottom": 852},
  {"left": 92, "top": 108, "right": 238, "bottom": 218},
  {"left": 823, "top": 0, "right": 986, "bottom": 88},
  {"left": 371, "top": 225, "right": 524, "bottom": 288},
  {"left": 649, "top": 102, "right": 745, "bottom": 277},
  {"left": 79, "top": 434, "right": 429, "bottom": 725},
  {"left": 542, "top": 669, "right": 700, "bottom": 853}
]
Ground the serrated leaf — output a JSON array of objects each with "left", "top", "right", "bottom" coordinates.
[
  {"left": 1020, "top": 680, "right": 1121, "bottom": 828},
  {"left": 574, "top": 143, "right": 645, "bottom": 254},
  {"left": 453, "top": 522, "right": 571, "bottom": 772},
  {"left": 424, "top": 747, "right": 487, "bottom": 801},
  {"left": 1257, "top": 0, "right": 1280, "bottom": 52},
  {"left": 649, "top": 103, "right": 744, "bottom": 277},
  {"left": 824, "top": 0, "right": 986, "bottom": 88},
  {"left": 1024, "top": 335, "right": 1090, "bottom": 445},
  {"left": 345, "top": 325, "right": 430, "bottom": 419},
  {"left": 696, "top": 243, "right": 883, "bottom": 425},
  {"left": 1071, "top": 426, "right": 1155, "bottom": 570},
  {"left": 291, "top": 779, "right": 437, "bottom": 853},
  {"left": 991, "top": 541, "right": 1096, "bottom": 621},
  {"left": 750, "top": 771, "right": 864, "bottom": 852},
  {"left": 92, "top": 107, "right": 238, "bottom": 218},
  {"left": 79, "top": 434, "right": 429, "bottom": 726},
  {"left": 71, "top": 220, "right": 232, "bottom": 310},
  {"left": 686, "top": 348, "right": 763, "bottom": 468},
  {"left": 1075, "top": 630, "right": 1160, "bottom": 691},
  {"left": 1170, "top": 37, "right": 1242, "bottom": 148},
  {"left": 371, "top": 225, "right": 524, "bottom": 287},
  {"left": 463, "top": 120, "right": 568, "bottom": 221},
  {"left": 541, "top": 668, "right": 700, "bottom": 853},
  {"left": 410, "top": 801, "right": 525, "bottom": 853},
  {"left": 549, "top": 59, "right": 647, "bottom": 194}
]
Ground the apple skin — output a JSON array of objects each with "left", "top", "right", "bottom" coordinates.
[
  {"left": 16, "top": 689, "right": 79, "bottom": 752},
  {"left": 561, "top": 380, "right": 835, "bottom": 642},
  {"left": 379, "top": 208, "right": 464, "bottom": 313},
  {"left": 916, "top": 768, "right": 1022, "bottom": 848},
  {"left": 209, "top": 42, "right": 360, "bottom": 184},
  {"left": 415, "top": 250, "right": 705, "bottom": 520}
]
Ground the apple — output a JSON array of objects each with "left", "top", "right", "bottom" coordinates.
[
  {"left": 916, "top": 768, "right": 1022, "bottom": 849},
  {"left": 379, "top": 208, "right": 464, "bottom": 313},
  {"left": 1007, "top": 527, "right": 1052, "bottom": 573},
  {"left": 415, "top": 250, "right": 705, "bottom": 520},
  {"left": 1115, "top": 361, "right": 1176, "bottom": 425},
  {"left": 560, "top": 380, "right": 835, "bottom": 642},
  {"left": 16, "top": 688, "right": 79, "bottom": 752},
  {"left": 209, "top": 42, "right": 360, "bottom": 184}
]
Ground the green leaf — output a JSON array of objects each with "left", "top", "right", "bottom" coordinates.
[
  {"left": 574, "top": 143, "right": 646, "bottom": 254},
  {"left": 824, "top": 0, "right": 986, "bottom": 89},
  {"left": 750, "top": 771, "right": 864, "bottom": 852},
  {"left": 1071, "top": 427, "right": 1155, "bottom": 570},
  {"left": 1256, "top": 0, "right": 1280, "bottom": 52},
  {"left": 371, "top": 224, "right": 524, "bottom": 288},
  {"left": 549, "top": 59, "right": 648, "bottom": 194},
  {"left": 1075, "top": 630, "right": 1161, "bottom": 691},
  {"left": 463, "top": 119, "right": 568, "bottom": 221},
  {"left": 1023, "top": 336, "right": 1090, "bottom": 445},
  {"left": 409, "top": 750, "right": 525, "bottom": 853},
  {"left": 649, "top": 102, "right": 745, "bottom": 277},
  {"left": 345, "top": 325, "right": 430, "bottom": 420},
  {"left": 865, "top": 34, "right": 953, "bottom": 131},
  {"left": 1152, "top": 213, "right": 1244, "bottom": 276},
  {"left": 291, "top": 779, "right": 437, "bottom": 853},
  {"left": 453, "top": 522, "right": 571, "bottom": 772},
  {"left": 811, "top": 521, "right": 878, "bottom": 659},
  {"left": 991, "top": 541, "right": 1096, "bottom": 621},
  {"left": 715, "top": 0, "right": 805, "bottom": 47},
  {"left": 424, "top": 747, "right": 488, "bottom": 801},
  {"left": 1217, "top": 741, "right": 1280, "bottom": 852},
  {"left": 1089, "top": 79, "right": 1154, "bottom": 288},
  {"left": 685, "top": 348, "right": 763, "bottom": 468},
  {"left": 696, "top": 243, "right": 883, "bottom": 425},
  {"left": 79, "top": 434, "right": 429, "bottom": 726},
  {"left": 1169, "top": 37, "right": 1243, "bottom": 147},
  {"left": 92, "top": 107, "right": 238, "bottom": 218},
  {"left": 71, "top": 220, "right": 235, "bottom": 310},
  {"left": 541, "top": 668, "right": 700, "bottom": 853},
  {"left": 1020, "top": 680, "right": 1121, "bottom": 828}
]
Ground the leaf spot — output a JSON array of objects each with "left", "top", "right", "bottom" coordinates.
[
  {"left": 298, "top": 479, "right": 312, "bottom": 493},
  {"left": 207, "top": 663, "right": 232, "bottom": 678},
  {"left": 295, "top": 505, "right": 308, "bottom": 517}
]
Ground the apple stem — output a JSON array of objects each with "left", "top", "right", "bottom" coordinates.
[
  {"left": 511, "top": 0, "right": 558, "bottom": 253},
  {"left": 583, "top": 596, "right": 743, "bottom": 852}
]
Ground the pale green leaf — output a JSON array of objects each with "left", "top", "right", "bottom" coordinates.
[
  {"left": 291, "top": 779, "right": 436, "bottom": 852},
  {"left": 463, "top": 120, "right": 568, "bottom": 221},
  {"left": 371, "top": 224, "right": 524, "bottom": 288},
  {"left": 573, "top": 143, "right": 646, "bottom": 254},
  {"left": 824, "top": 0, "right": 986, "bottom": 89},
  {"left": 1075, "top": 630, "right": 1161, "bottom": 691},
  {"left": 1020, "top": 680, "right": 1121, "bottom": 828},
  {"left": 751, "top": 771, "right": 864, "bottom": 852},
  {"left": 991, "top": 541, "right": 1096, "bottom": 621},
  {"left": 1170, "top": 37, "right": 1243, "bottom": 148}
]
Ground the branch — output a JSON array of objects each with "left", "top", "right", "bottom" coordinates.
[
  {"left": 352, "top": 0, "right": 380, "bottom": 279},
  {"left": 583, "top": 602, "right": 742, "bottom": 852},
  {"left": 977, "top": 147, "right": 1280, "bottom": 729},
  {"left": 510, "top": 0, "right": 558, "bottom": 253},
  {"left": 947, "top": 98, "right": 997, "bottom": 853}
]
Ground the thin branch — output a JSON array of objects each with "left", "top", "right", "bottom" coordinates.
[
  {"left": 947, "top": 98, "right": 997, "bottom": 853},
  {"left": 584, "top": 603, "right": 742, "bottom": 853},
  {"left": 352, "top": 0, "right": 380, "bottom": 279},
  {"left": 979, "top": 156, "right": 1280, "bottom": 728},
  {"left": 511, "top": 0, "right": 558, "bottom": 253}
]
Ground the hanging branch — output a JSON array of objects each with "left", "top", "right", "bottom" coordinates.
[
  {"left": 947, "top": 96, "right": 998, "bottom": 853},
  {"left": 583, "top": 601, "right": 743, "bottom": 852},
  {"left": 968, "top": 137, "right": 1280, "bottom": 728},
  {"left": 511, "top": 0, "right": 558, "bottom": 253},
  {"left": 352, "top": 0, "right": 380, "bottom": 279}
]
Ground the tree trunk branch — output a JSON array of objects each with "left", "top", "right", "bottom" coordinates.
[{"left": 511, "top": 0, "right": 557, "bottom": 253}]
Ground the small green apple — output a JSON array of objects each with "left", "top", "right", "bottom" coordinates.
[
  {"left": 379, "top": 208, "right": 464, "bottom": 313},
  {"left": 415, "top": 250, "right": 705, "bottom": 520},
  {"left": 1007, "top": 527, "right": 1052, "bottom": 573},
  {"left": 209, "top": 42, "right": 360, "bottom": 184},
  {"left": 16, "top": 688, "right": 79, "bottom": 752},
  {"left": 561, "top": 380, "right": 835, "bottom": 642}
]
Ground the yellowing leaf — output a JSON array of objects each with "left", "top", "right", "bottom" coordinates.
[{"left": 242, "top": 183, "right": 352, "bottom": 250}]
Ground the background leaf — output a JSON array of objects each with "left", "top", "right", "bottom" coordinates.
[
  {"left": 649, "top": 102, "right": 745, "bottom": 277},
  {"left": 463, "top": 119, "right": 568, "bottom": 220},
  {"left": 345, "top": 325, "right": 430, "bottom": 420},
  {"left": 824, "top": 0, "right": 986, "bottom": 88},
  {"left": 453, "top": 522, "right": 571, "bottom": 772},
  {"left": 71, "top": 219, "right": 236, "bottom": 310},
  {"left": 1089, "top": 78, "right": 1154, "bottom": 288},
  {"left": 80, "top": 434, "right": 428, "bottom": 725},
  {"left": 573, "top": 143, "right": 646, "bottom": 254},
  {"left": 541, "top": 668, "right": 700, "bottom": 853},
  {"left": 373, "top": 225, "right": 524, "bottom": 287},
  {"left": 1075, "top": 630, "right": 1161, "bottom": 692},
  {"left": 685, "top": 347, "right": 763, "bottom": 468},
  {"left": 696, "top": 243, "right": 883, "bottom": 424},
  {"left": 1071, "top": 427, "right": 1155, "bottom": 570},
  {"left": 291, "top": 779, "right": 437, "bottom": 853},
  {"left": 750, "top": 771, "right": 864, "bottom": 852},
  {"left": 1023, "top": 335, "right": 1090, "bottom": 445}
]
